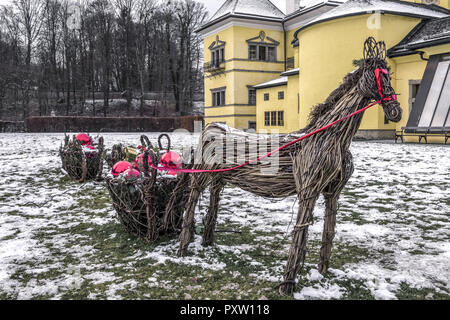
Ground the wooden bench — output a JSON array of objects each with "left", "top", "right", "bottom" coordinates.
[{"left": 395, "top": 127, "right": 450, "bottom": 144}]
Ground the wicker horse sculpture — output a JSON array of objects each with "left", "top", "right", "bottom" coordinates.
[{"left": 171, "top": 38, "right": 402, "bottom": 296}]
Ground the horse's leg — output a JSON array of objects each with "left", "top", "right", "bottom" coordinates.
[
  {"left": 203, "top": 177, "right": 225, "bottom": 247},
  {"left": 280, "top": 187, "right": 319, "bottom": 296},
  {"left": 318, "top": 151, "right": 354, "bottom": 275},
  {"left": 178, "top": 173, "right": 210, "bottom": 257},
  {"left": 318, "top": 195, "right": 338, "bottom": 275}
]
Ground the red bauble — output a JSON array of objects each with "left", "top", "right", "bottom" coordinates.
[
  {"left": 112, "top": 161, "right": 132, "bottom": 177},
  {"left": 134, "top": 153, "right": 153, "bottom": 172},
  {"left": 123, "top": 169, "right": 140, "bottom": 178},
  {"left": 76, "top": 133, "right": 92, "bottom": 146},
  {"left": 159, "top": 151, "right": 183, "bottom": 176}
]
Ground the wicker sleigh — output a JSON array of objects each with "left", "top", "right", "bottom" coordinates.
[
  {"left": 105, "top": 135, "right": 191, "bottom": 242},
  {"left": 60, "top": 134, "right": 105, "bottom": 182}
]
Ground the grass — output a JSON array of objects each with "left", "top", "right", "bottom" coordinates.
[
  {"left": 1, "top": 136, "right": 449, "bottom": 300},
  {"left": 4, "top": 179, "right": 449, "bottom": 300}
]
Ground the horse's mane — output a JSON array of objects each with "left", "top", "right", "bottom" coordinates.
[{"left": 299, "top": 66, "right": 364, "bottom": 134}]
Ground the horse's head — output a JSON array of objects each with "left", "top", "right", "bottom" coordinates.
[{"left": 357, "top": 37, "right": 402, "bottom": 123}]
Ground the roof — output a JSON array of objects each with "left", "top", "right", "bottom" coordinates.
[
  {"left": 284, "top": 0, "right": 345, "bottom": 20},
  {"left": 209, "top": 0, "right": 285, "bottom": 22},
  {"left": 292, "top": 0, "right": 449, "bottom": 41},
  {"left": 388, "top": 16, "right": 450, "bottom": 57},
  {"left": 196, "top": 0, "right": 343, "bottom": 34},
  {"left": 253, "top": 77, "right": 288, "bottom": 89}
]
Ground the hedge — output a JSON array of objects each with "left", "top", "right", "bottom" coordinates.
[{"left": 0, "top": 121, "right": 25, "bottom": 133}]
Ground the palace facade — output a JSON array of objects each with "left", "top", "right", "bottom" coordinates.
[{"left": 197, "top": 0, "right": 450, "bottom": 143}]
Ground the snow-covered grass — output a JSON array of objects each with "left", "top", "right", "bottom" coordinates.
[{"left": 0, "top": 133, "right": 449, "bottom": 300}]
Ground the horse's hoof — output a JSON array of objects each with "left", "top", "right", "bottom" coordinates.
[
  {"left": 318, "top": 264, "right": 328, "bottom": 275},
  {"left": 177, "top": 248, "right": 187, "bottom": 257},
  {"left": 279, "top": 283, "right": 295, "bottom": 297},
  {"left": 202, "top": 238, "right": 214, "bottom": 247}
]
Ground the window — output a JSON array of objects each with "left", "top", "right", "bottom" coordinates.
[
  {"left": 286, "top": 57, "right": 295, "bottom": 69},
  {"left": 268, "top": 47, "right": 276, "bottom": 62},
  {"left": 264, "top": 111, "right": 285, "bottom": 127},
  {"left": 249, "top": 45, "right": 257, "bottom": 60},
  {"left": 208, "top": 36, "right": 226, "bottom": 70},
  {"left": 247, "top": 31, "right": 279, "bottom": 62},
  {"left": 249, "top": 45, "right": 277, "bottom": 62},
  {"left": 264, "top": 93, "right": 270, "bottom": 101},
  {"left": 212, "top": 89, "right": 226, "bottom": 106},
  {"left": 211, "top": 47, "right": 225, "bottom": 67},
  {"left": 271, "top": 112, "right": 277, "bottom": 126},
  {"left": 278, "top": 111, "right": 284, "bottom": 126},
  {"left": 248, "top": 121, "right": 257, "bottom": 130},
  {"left": 409, "top": 80, "right": 421, "bottom": 114},
  {"left": 278, "top": 91, "right": 284, "bottom": 100},
  {"left": 259, "top": 46, "right": 267, "bottom": 61},
  {"left": 249, "top": 89, "right": 256, "bottom": 105}
]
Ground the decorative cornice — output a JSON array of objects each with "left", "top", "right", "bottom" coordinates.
[
  {"left": 204, "top": 114, "right": 257, "bottom": 119},
  {"left": 205, "top": 68, "right": 282, "bottom": 79},
  {"left": 246, "top": 31, "right": 280, "bottom": 46},
  {"left": 205, "top": 104, "right": 255, "bottom": 109},
  {"left": 208, "top": 35, "right": 227, "bottom": 50},
  {"left": 197, "top": 17, "right": 284, "bottom": 39}
]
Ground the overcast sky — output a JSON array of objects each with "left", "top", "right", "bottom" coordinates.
[{"left": 0, "top": 0, "right": 287, "bottom": 16}]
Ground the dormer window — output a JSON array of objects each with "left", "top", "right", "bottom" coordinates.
[{"left": 247, "top": 31, "right": 279, "bottom": 62}]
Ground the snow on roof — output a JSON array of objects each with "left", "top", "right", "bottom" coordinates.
[
  {"left": 209, "top": 0, "right": 285, "bottom": 23},
  {"left": 295, "top": 0, "right": 449, "bottom": 33},
  {"left": 285, "top": 0, "right": 346, "bottom": 19},
  {"left": 253, "top": 76, "right": 288, "bottom": 89},
  {"left": 404, "top": 16, "right": 450, "bottom": 46},
  {"left": 298, "top": 0, "right": 346, "bottom": 12},
  {"left": 388, "top": 16, "right": 450, "bottom": 56},
  {"left": 281, "top": 68, "right": 300, "bottom": 76}
]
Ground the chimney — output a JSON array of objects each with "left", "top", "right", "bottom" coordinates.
[{"left": 286, "top": 0, "right": 300, "bottom": 15}]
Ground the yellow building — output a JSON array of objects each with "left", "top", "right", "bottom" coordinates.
[{"left": 197, "top": 0, "right": 449, "bottom": 143}]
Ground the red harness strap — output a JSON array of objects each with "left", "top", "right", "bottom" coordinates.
[
  {"left": 375, "top": 68, "right": 397, "bottom": 102},
  {"left": 152, "top": 70, "right": 397, "bottom": 174}
]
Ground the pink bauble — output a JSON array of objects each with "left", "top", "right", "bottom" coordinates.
[
  {"left": 112, "top": 161, "right": 132, "bottom": 177},
  {"left": 134, "top": 153, "right": 153, "bottom": 172},
  {"left": 159, "top": 151, "right": 183, "bottom": 176},
  {"left": 123, "top": 169, "right": 140, "bottom": 178},
  {"left": 76, "top": 133, "right": 92, "bottom": 146}
]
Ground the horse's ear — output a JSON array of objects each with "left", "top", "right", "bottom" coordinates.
[
  {"left": 377, "top": 41, "right": 387, "bottom": 60},
  {"left": 363, "top": 37, "right": 378, "bottom": 60}
]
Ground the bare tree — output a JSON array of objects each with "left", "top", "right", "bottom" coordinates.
[
  {"left": 88, "top": 0, "right": 115, "bottom": 117},
  {"left": 114, "top": 0, "right": 136, "bottom": 116},
  {"left": 135, "top": 0, "right": 154, "bottom": 116},
  {"left": 171, "top": 0, "right": 207, "bottom": 115},
  {"left": 0, "top": 0, "right": 206, "bottom": 121}
]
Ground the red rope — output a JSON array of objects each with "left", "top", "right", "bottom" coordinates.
[
  {"left": 152, "top": 69, "right": 396, "bottom": 174},
  {"left": 152, "top": 100, "right": 388, "bottom": 174}
]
